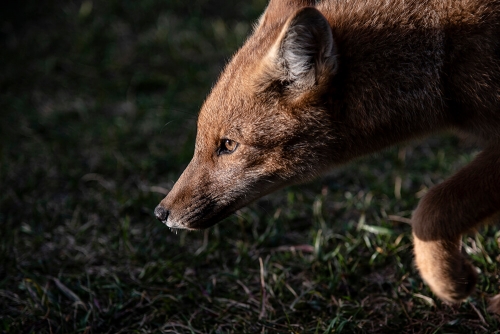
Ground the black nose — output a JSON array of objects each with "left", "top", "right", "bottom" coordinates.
[{"left": 154, "top": 206, "right": 169, "bottom": 222}]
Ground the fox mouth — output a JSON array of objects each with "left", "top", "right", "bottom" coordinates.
[
  {"left": 155, "top": 188, "right": 264, "bottom": 230},
  {"left": 158, "top": 218, "right": 187, "bottom": 230},
  {"left": 155, "top": 214, "right": 201, "bottom": 231},
  {"left": 188, "top": 208, "right": 238, "bottom": 230},
  {"left": 155, "top": 201, "right": 236, "bottom": 230},
  {"left": 155, "top": 212, "right": 199, "bottom": 230},
  {"left": 158, "top": 214, "right": 229, "bottom": 231}
]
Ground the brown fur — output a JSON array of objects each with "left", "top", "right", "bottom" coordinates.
[{"left": 156, "top": 0, "right": 500, "bottom": 310}]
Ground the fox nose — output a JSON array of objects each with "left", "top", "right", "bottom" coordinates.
[{"left": 154, "top": 206, "right": 169, "bottom": 222}]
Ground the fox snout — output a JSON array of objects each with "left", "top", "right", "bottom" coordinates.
[
  {"left": 155, "top": 155, "right": 252, "bottom": 230},
  {"left": 154, "top": 163, "right": 209, "bottom": 230}
]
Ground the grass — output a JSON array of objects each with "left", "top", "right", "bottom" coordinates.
[{"left": 1, "top": 0, "right": 499, "bottom": 333}]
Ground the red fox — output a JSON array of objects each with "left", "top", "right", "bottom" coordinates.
[{"left": 155, "top": 0, "right": 500, "bottom": 310}]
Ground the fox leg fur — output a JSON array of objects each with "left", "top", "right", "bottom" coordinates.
[{"left": 412, "top": 145, "right": 500, "bottom": 310}]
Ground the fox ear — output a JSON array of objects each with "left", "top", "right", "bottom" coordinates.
[{"left": 267, "top": 7, "right": 337, "bottom": 92}]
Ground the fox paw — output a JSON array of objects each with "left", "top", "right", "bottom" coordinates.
[
  {"left": 414, "top": 236, "right": 477, "bottom": 303},
  {"left": 427, "top": 258, "right": 477, "bottom": 303}
]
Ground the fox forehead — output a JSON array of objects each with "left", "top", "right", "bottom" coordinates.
[
  {"left": 197, "top": 74, "right": 276, "bottom": 145},
  {"left": 197, "top": 91, "right": 251, "bottom": 146},
  {"left": 197, "top": 95, "right": 296, "bottom": 149}
]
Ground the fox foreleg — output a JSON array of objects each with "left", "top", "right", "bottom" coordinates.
[{"left": 412, "top": 145, "right": 500, "bottom": 310}]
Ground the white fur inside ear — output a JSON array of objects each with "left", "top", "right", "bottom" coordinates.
[
  {"left": 281, "top": 25, "right": 318, "bottom": 85},
  {"left": 274, "top": 8, "right": 336, "bottom": 89}
]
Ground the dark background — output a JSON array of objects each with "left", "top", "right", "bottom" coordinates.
[{"left": 1, "top": 1, "right": 498, "bottom": 332}]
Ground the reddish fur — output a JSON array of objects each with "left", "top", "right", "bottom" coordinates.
[{"left": 156, "top": 0, "right": 500, "bottom": 310}]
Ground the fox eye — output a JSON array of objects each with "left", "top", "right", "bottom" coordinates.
[{"left": 217, "top": 139, "right": 238, "bottom": 155}]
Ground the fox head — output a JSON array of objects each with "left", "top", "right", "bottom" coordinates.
[{"left": 155, "top": 1, "right": 340, "bottom": 230}]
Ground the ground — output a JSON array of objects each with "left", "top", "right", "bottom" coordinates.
[{"left": 1, "top": 0, "right": 499, "bottom": 333}]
